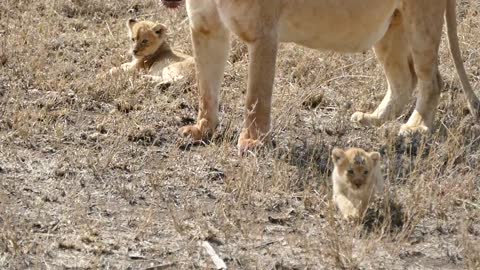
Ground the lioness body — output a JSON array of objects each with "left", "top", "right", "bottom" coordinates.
[
  {"left": 111, "top": 19, "right": 194, "bottom": 85},
  {"left": 332, "top": 148, "right": 383, "bottom": 220},
  {"left": 170, "top": 0, "right": 479, "bottom": 153}
]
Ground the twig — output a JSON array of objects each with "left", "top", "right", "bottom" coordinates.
[
  {"left": 180, "top": 17, "right": 189, "bottom": 25},
  {"left": 254, "top": 240, "right": 281, "bottom": 249},
  {"left": 105, "top": 22, "right": 114, "bottom": 39},
  {"left": 458, "top": 199, "right": 480, "bottom": 209},
  {"left": 144, "top": 262, "right": 175, "bottom": 270},
  {"left": 201, "top": 241, "right": 227, "bottom": 270}
]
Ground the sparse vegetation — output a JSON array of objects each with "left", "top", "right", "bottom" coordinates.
[{"left": 1, "top": 0, "right": 479, "bottom": 269}]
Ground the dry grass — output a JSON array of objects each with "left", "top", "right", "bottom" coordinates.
[{"left": 1, "top": 0, "right": 480, "bottom": 269}]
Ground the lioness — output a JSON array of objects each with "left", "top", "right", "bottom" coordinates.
[
  {"left": 331, "top": 148, "right": 383, "bottom": 220},
  {"left": 110, "top": 19, "right": 194, "bottom": 85},
  {"left": 161, "top": 0, "right": 480, "bottom": 154}
]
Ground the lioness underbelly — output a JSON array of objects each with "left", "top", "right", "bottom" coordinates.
[{"left": 278, "top": 0, "right": 399, "bottom": 52}]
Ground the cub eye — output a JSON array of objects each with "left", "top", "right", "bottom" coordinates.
[
  {"left": 363, "top": 170, "right": 369, "bottom": 175},
  {"left": 142, "top": 39, "right": 148, "bottom": 44},
  {"left": 131, "top": 38, "right": 135, "bottom": 42},
  {"left": 347, "top": 169, "right": 354, "bottom": 175}
]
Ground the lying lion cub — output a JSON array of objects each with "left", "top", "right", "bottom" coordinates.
[
  {"left": 110, "top": 19, "right": 194, "bottom": 85},
  {"left": 331, "top": 147, "right": 383, "bottom": 220}
]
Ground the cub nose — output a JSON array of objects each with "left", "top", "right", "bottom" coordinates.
[
  {"left": 133, "top": 49, "right": 138, "bottom": 54},
  {"left": 352, "top": 178, "right": 365, "bottom": 187}
]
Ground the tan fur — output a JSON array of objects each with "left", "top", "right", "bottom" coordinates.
[
  {"left": 110, "top": 19, "right": 194, "bottom": 85},
  {"left": 331, "top": 148, "right": 383, "bottom": 220},
  {"left": 177, "top": 0, "right": 480, "bottom": 154}
]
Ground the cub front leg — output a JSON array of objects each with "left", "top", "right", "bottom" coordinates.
[
  {"left": 238, "top": 35, "right": 278, "bottom": 154},
  {"left": 120, "top": 61, "right": 137, "bottom": 72},
  {"left": 334, "top": 193, "right": 361, "bottom": 220},
  {"left": 142, "top": 74, "right": 167, "bottom": 87},
  {"left": 179, "top": 0, "right": 230, "bottom": 141},
  {"left": 109, "top": 60, "right": 137, "bottom": 75}
]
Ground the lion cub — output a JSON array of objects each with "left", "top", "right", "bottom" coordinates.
[
  {"left": 110, "top": 19, "right": 194, "bottom": 85},
  {"left": 331, "top": 147, "right": 383, "bottom": 220}
]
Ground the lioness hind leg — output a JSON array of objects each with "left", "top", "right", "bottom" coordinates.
[
  {"left": 399, "top": 0, "right": 446, "bottom": 135},
  {"left": 179, "top": 0, "right": 230, "bottom": 141},
  {"left": 351, "top": 10, "right": 416, "bottom": 127}
]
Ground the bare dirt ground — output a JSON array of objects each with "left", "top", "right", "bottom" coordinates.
[{"left": 1, "top": 0, "right": 480, "bottom": 269}]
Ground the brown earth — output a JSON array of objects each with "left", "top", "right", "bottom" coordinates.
[{"left": 1, "top": 0, "right": 479, "bottom": 269}]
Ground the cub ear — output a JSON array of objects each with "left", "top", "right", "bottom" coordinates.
[
  {"left": 152, "top": 23, "right": 167, "bottom": 36},
  {"left": 369, "top": 151, "right": 381, "bottom": 165},
  {"left": 127, "top": 18, "right": 137, "bottom": 30},
  {"left": 332, "top": 148, "right": 346, "bottom": 165}
]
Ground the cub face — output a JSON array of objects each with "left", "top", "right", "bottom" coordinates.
[
  {"left": 332, "top": 148, "right": 380, "bottom": 189},
  {"left": 127, "top": 19, "right": 167, "bottom": 58}
]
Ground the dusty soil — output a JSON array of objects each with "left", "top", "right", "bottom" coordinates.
[{"left": 1, "top": 0, "right": 479, "bottom": 269}]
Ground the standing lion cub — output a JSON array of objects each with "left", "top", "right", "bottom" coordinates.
[
  {"left": 110, "top": 19, "right": 194, "bottom": 85},
  {"left": 331, "top": 148, "right": 384, "bottom": 220}
]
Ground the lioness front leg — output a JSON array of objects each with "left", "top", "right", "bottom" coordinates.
[
  {"left": 351, "top": 10, "right": 416, "bottom": 127},
  {"left": 238, "top": 35, "right": 278, "bottom": 154},
  {"left": 179, "top": 0, "right": 230, "bottom": 141}
]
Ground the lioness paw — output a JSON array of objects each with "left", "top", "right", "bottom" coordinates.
[
  {"left": 398, "top": 124, "right": 430, "bottom": 136},
  {"left": 237, "top": 129, "right": 267, "bottom": 155},
  {"left": 178, "top": 119, "right": 209, "bottom": 141},
  {"left": 179, "top": 125, "right": 203, "bottom": 141},
  {"left": 351, "top": 112, "right": 381, "bottom": 126},
  {"left": 237, "top": 138, "right": 263, "bottom": 156}
]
